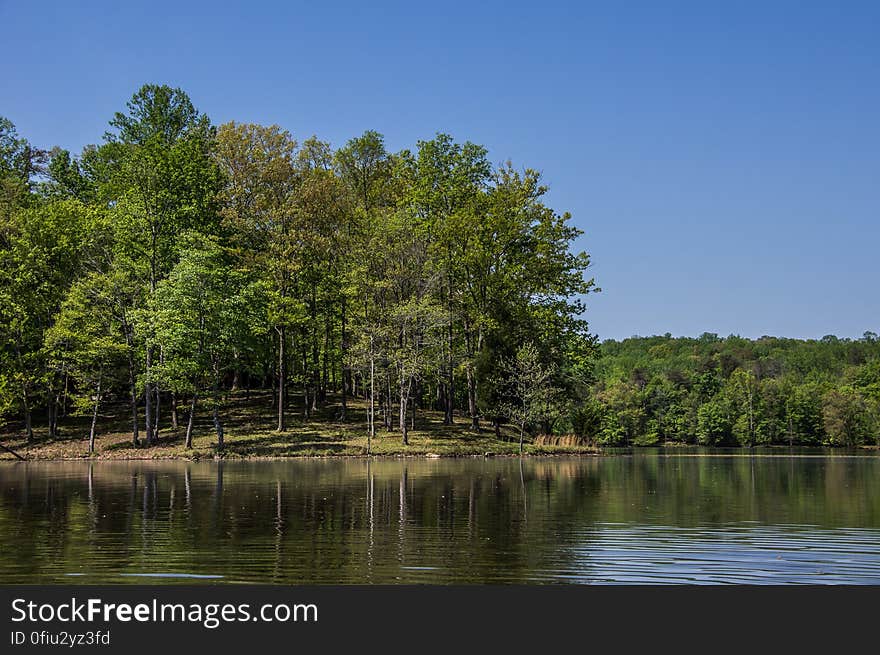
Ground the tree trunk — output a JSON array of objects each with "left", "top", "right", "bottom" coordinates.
[
  {"left": 301, "top": 347, "right": 310, "bottom": 419},
  {"left": 89, "top": 381, "right": 101, "bottom": 454},
  {"left": 185, "top": 393, "right": 196, "bottom": 449},
  {"left": 340, "top": 297, "right": 348, "bottom": 421},
  {"left": 445, "top": 276, "right": 454, "bottom": 425},
  {"left": 411, "top": 386, "right": 416, "bottom": 431},
  {"left": 321, "top": 321, "right": 330, "bottom": 404},
  {"left": 519, "top": 421, "right": 526, "bottom": 455},
  {"left": 385, "top": 371, "right": 393, "bottom": 429},
  {"left": 47, "top": 378, "right": 60, "bottom": 439},
  {"left": 129, "top": 382, "right": 139, "bottom": 445},
  {"left": 144, "top": 347, "right": 153, "bottom": 446},
  {"left": 171, "top": 392, "right": 179, "bottom": 430},
  {"left": 437, "top": 382, "right": 445, "bottom": 413},
  {"left": 61, "top": 371, "right": 70, "bottom": 418},
  {"left": 213, "top": 381, "right": 224, "bottom": 450},
  {"left": 310, "top": 284, "right": 320, "bottom": 410},
  {"left": 153, "top": 382, "right": 161, "bottom": 443},
  {"left": 21, "top": 383, "right": 33, "bottom": 444},
  {"left": 47, "top": 390, "right": 56, "bottom": 440},
  {"left": 213, "top": 405, "right": 224, "bottom": 449},
  {"left": 369, "top": 336, "right": 375, "bottom": 451},
  {"left": 0, "top": 441, "right": 25, "bottom": 460},
  {"left": 445, "top": 323, "right": 454, "bottom": 425},
  {"left": 277, "top": 326, "right": 286, "bottom": 431},
  {"left": 125, "top": 330, "right": 139, "bottom": 446},
  {"left": 13, "top": 342, "right": 33, "bottom": 444},
  {"left": 399, "top": 375, "right": 412, "bottom": 445},
  {"left": 399, "top": 394, "right": 408, "bottom": 444},
  {"left": 467, "top": 364, "right": 479, "bottom": 431}
]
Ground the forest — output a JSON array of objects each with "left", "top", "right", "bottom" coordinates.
[
  {"left": 1, "top": 85, "right": 877, "bottom": 457},
  {"left": 0, "top": 84, "right": 597, "bottom": 455},
  {"left": 590, "top": 333, "right": 880, "bottom": 447}
]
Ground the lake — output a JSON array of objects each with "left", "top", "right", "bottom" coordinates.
[{"left": 1, "top": 452, "right": 879, "bottom": 584}]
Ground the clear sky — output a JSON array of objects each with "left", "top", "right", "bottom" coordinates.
[{"left": 2, "top": 1, "right": 877, "bottom": 341}]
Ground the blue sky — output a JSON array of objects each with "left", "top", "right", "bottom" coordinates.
[{"left": 2, "top": 1, "right": 877, "bottom": 341}]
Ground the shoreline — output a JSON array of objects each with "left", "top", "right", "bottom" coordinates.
[
  {"left": 0, "top": 442, "right": 601, "bottom": 462},
  {"left": 2, "top": 441, "right": 875, "bottom": 463},
  {"left": 0, "top": 431, "right": 600, "bottom": 462},
  {"left": 0, "top": 451, "right": 601, "bottom": 462}
]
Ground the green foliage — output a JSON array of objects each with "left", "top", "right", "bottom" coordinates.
[
  {"left": 0, "top": 198, "right": 101, "bottom": 438},
  {"left": 0, "top": 116, "right": 47, "bottom": 216},
  {"left": 2, "top": 86, "right": 875, "bottom": 454},
  {"left": 0, "top": 84, "right": 599, "bottom": 449},
  {"left": 151, "top": 232, "right": 262, "bottom": 395},
  {"left": 44, "top": 271, "right": 128, "bottom": 415},
  {"left": 696, "top": 398, "right": 732, "bottom": 445},
  {"left": 592, "top": 335, "right": 880, "bottom": 447},
  {"left": 496, "top": 342, "right": 561, "bottom": 452},
  {"left": 821, "top": 388, "right": 870, "bottom": 446}
]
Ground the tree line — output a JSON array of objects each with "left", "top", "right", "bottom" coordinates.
[
  {"left": 588, "top": 333, "right": 880, "bottom": 446},
  {"left": 0, "top": 84, "right": 598, "bottom": 453}
]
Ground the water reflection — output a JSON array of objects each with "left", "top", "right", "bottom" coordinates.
[{"left": 1, "top": 454, "right": 879, "bottom": 584}]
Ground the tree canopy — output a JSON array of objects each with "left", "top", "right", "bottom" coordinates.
[
  {"left": 591, "top": 333, "right": 880, "bottom": 446},
  {"left": 0, "top": 84, "right": 598, "bottom": 451}
]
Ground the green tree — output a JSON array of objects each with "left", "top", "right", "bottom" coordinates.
[
  {"left": 98, "top": 84, "right": 222, "bottom": 445},
  {"left": 0, "top": 116, "right": 47, "bottom": 216},
  {"left": 45, "top": 275, "right": 128, "bottom": 452},
  {"left": 409, "top": 134, "right": 492, "bottom": 427},
  {"left": 729, "top": 368, "right": 758, "bottom": 446},
  {"left": 334, "top": 130, "right": 394, "bottom": 420},
  {"left": 215, "top": 121, "right": 303, "bottom": 432},
  {"left": 822, "top": 388, "right": 869, "bottom": 446},
  {"left": 0, "top": 200, "right": 96, "bottom": 441},
  {"left": 151, "top": 233, "right": 261, "bottom": 449},
  {"left": 697, "top": 397, "right": 732, "bottom": 445},
  {"left": 498, "top": 342, "right": 560, "bottom": 454}
]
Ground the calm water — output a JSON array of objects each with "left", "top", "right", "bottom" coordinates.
[{"left": 1, "top": 453, "right": 879, "bottom": 584}]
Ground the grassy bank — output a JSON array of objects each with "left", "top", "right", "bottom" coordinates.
[{"left": 0, "top": 391, "right": 598, "bottom": 460}]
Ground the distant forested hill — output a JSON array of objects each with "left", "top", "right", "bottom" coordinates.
[{"left": 586, "top": 333, "right": 880, "bottom": 446}]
